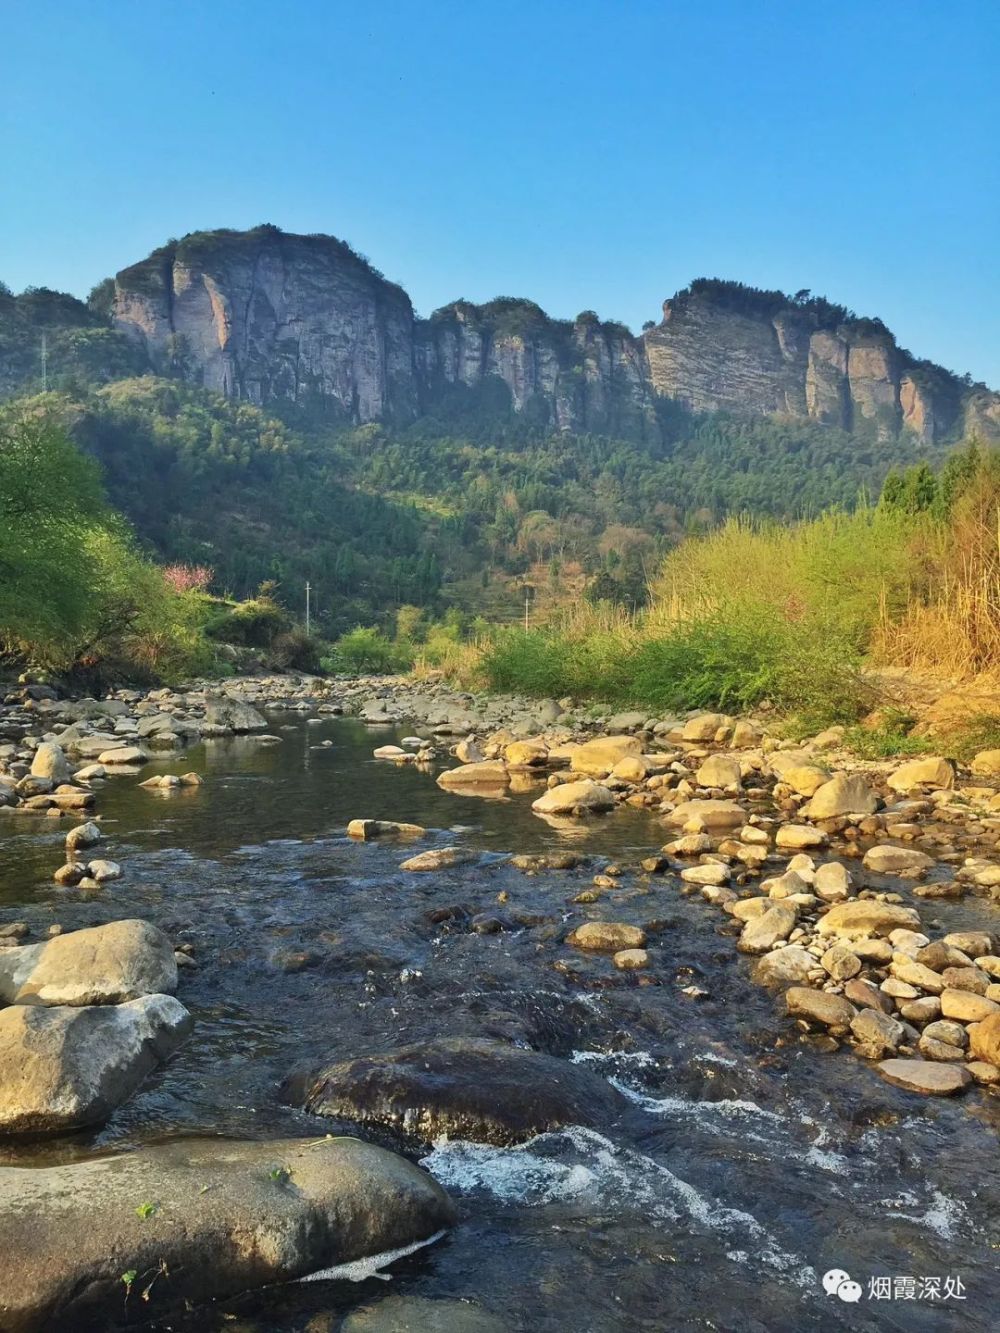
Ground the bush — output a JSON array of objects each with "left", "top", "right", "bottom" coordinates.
[
  {"left": 324, "top": 626, "right": 412, "bottom": 674},
  {"left": 206, "top": 592, "right": 289, "bottom": 648},
  {"left": 265, "top": 629, "right": 323, "bottom": 673}
]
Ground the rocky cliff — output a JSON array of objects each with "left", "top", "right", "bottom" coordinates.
[{"left": 109, "top": 227, "right": 998, "bottom": 443}]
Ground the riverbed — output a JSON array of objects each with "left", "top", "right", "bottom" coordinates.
[{"left": 2, "top": 711, "right": 998, "bottom": 1331}]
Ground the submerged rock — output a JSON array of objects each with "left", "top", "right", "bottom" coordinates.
[
  {"left": 531, "top": 780, "right": 615, "bottom": 815},
  {"left": 0, "top": 919, "right": 177, "bottom": 1006},
  {"left": 341, "top": 1296, "right": 508, "bottom": 1332},
  {"left": 284, "top": 1037, "right": 627, "bottom": 1145},
  {"left": 0, "top": 1135, "right": 454, "bottom": 1331},
  {"left": 0, "top": 994, "right": 191, "bottom": 1135}
]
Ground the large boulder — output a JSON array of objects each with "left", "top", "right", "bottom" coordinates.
[
  {"left": 801, "top": 773, "right": 878, "bottom": 820},
  {"left": 969, "top": 1012, "right": 1000, "bottom": 1067},
  {"left": 569, "top": 735, "right": 642, "bottom": 777},
  {"left": 29, "top": 742, "right": 70, "bottom": 783},
  {"left": 531, "top": 780, "right": 615, "bottom": 815},
  {"left": 0, "top": 920, "right": 177, "bottom": 1007},
  {"left": 862, "top": 845, "right": 935, "bottom": 875},
  {"left": 695, "top": 754, "right": 742, "bottom": 791},
  {"left": 0, "top": 994, "right": 191, "bottom": 1135},
  {"left": 202, "top": 694, "right": 268, "bottom": 733},
  {"left": 817, "top": 900, "right": 921, "bottom": 939},
  {"left": 886, "top": 757, "right": 955, "bottom": 792},
  {"left": 284, "top": 1037, "right": 627, "bottom": 1146},
  {"left": 0, "top": 1136, "right": 454, "bottom": 1332}
]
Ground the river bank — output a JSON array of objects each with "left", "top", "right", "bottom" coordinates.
[{"left": 2, "top": 672, "right": 1000, "bottom": 1329}]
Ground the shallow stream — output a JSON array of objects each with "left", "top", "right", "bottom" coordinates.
[{"left": 1, "top": 714, "right": 998, "bottom": 1331}]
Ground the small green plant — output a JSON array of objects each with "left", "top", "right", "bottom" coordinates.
[
  {"left": 120, "top": 1270, "right": 137, "bottom": 1293},
  {"left": 135, "top": 1201, "right": 157, "bottom": 1219},
  {"left": 267, "top": 1165, "right": 292, "bottom": 1183}
]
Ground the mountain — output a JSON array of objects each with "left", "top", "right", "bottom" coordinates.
[{"left": 107, "top": 226, "right": 1000, "bottom": 445}]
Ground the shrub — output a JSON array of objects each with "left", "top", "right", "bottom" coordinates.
[
  {"left": 325, "top": 627, "right": 412, "bottom": 674},
  {"left": 265, "top": 629, "right": 323, "bottom": 673}
]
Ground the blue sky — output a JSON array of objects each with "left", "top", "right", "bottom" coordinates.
[{"left": 3, "top": 0, "right": 998, "bottom": 384}]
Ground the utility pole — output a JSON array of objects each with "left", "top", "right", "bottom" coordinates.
[
  {"left": 40, "top": 332, "right": 47, "bottom": 391},
  {"left": 305, "top": 581, "right": 311, "bottom": 637}
]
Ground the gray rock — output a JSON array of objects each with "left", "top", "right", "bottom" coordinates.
[
  {"left": 29, "top": 742, "right": 70, "bottom": 783},
  {"left": 0, "top": 919, "right": 177, "bottom": 1006},
  {"left": 0, "top": 994, "right": 191, "bottom": 1135},
  {"left": 202, "top": 694, "right": 268, "bottom": 733},
  {"left": 0, "top": 1135, "right": 453, "bottom": 1331}
]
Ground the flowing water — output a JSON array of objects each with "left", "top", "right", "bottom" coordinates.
[{"left": 2, "top": 713, "right": 999, "bottom": 1331}]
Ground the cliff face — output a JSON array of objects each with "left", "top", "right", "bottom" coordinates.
[
  {"left": 111, "top": 227, "right": 999, "bottom": 444},
  {"left": 113, "top": 227, "right": 417, "bottom": 421}
]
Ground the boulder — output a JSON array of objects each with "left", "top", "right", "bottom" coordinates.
[
  {"left": 802, "top": 773, "right": 878, "bottom": 820},
  {"left": 567, "top": 921, "right": 646, "bottom": 951},
  {"left": 202, "top": 695, "right": 268, "bottom": 733},
  {"left": 664, "top": 799, "right": 744, "bottom": 831},
  {"left": 785, "top": 987, "right": 856, "bottom": 1028},
  {"left": 29, "top": 743, "right": 70, "bottom": 783},
  {"left": 695, "top": 754, "right": 742, "bottom": 791},
  {"left": 862, "top": 845, "right": 935, "bottom": 875},
  {"left": 97, "top": 746, "right": 148, "bottom": 767},
  {"left": 0, "top": 994, "right": 191, "bottom": 1135},
  {"left": 755, "top": 945, "right": 816, "bottom": 987},
  {"left": 738, "top": 903, "right": 796, "bottom": 954},
  {"left": 504, "top": 739, "right": 548, "bottom": 767},
  {"left": 437, "top": 761, "right": 510, "bottom": 788},
  {"left": 970, "top": 749, "right": 1000, "bottom": 777},
  {"left": 969, "top": 1012, "right": 1000, "bottom": 1067},
  {"left": 774, "top": 824, "right": 827, "bottom": 850},
  {"left": 681, "top": 713, "right": 729, "bottom": 741},
  {"left": 399, "top": 847, "right": 478, "bottom": 872},
  {"left": 531, "top": 780, "right": 615, "bottom": 815},
  {"left": 569, "top": 735, "right": 641, "bottom": 777},
  {"left": 347, "top": 819, "right": 426, "bottom": 840},
  {"left": 0, "top": 919, "right": 177, "bottom": 1006},
  {"left": 65, "top": 820, "right": 102, "bottom": 853},
  {"left": 850, "top": 1009, "right": 904, "bottom": 1058},
  {"left": 817, "top": 900, "right": 921, "bottom": 939},
  {"left": 876, "top": 1059, "right": 971, "bottom": 1096},
  {"left": 886, "top": 757, "right": 956, "bottom": 792},
  {"left": 0, "top": 1136, "right": 453, "bottom": 1332},
  {"left": 284, "top": 1037, "right": 627, "bottom": 1146}
]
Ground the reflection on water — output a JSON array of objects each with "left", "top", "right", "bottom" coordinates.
[{"left": 0, "top": 713, "right": 997, "bottom": 1331}]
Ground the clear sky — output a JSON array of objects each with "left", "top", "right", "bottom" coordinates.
[{"left": 3, "top": 0, "right": 998, "bottom": 384}]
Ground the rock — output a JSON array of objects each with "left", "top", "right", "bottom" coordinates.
[
  {"left": 944, "top": 931, "right": 993, "bottom": 958},
  {"left": 941, "top": 965, "right": 990, "bottom": 994},
  {"left": 967, "top": 1060, "right": 1000, "bottom": 1085},
  {"left": 202, "top": 695, "right": 268, "bottom": 732},
  {"left": 0, "top": 919, "right": 177, "bottom": 1006},
  {"left": 763, "top": 870, "right": 810, "bottom": 899},
  {"left": 774, "top": 824, "right": 827, "bottom": 850},
  {"left": 680, "top": 863, "right": 729, "bottom": 886},
  {"left": 455, "top": 736, "right": 486, "bottom": 763},
  {"left": 939, "top": 989, "right": 1000, "bottom": 1023},
  {"left": 851, "top": 1009, "right": 904, "bottom": 1058},
  {"left": 567, "top": 921, "right": 646, "bottom": 951},
  {"left": 373, "top": 745, "right": 410, "bottom": 760},
  {"left": 399, "top": 848, "right": 478, "bottom": 872},
  {"left": 569, "top": 735, "right": 641, "bottom": 777},
  {"left": 681, "top": 713, "right": 729, "bottom": 741},
  {"left": 876, "top": 1059, "right": 971, "bottom": 1096},
  {"left": 821, "top": 944, "right": 862, "bottom": 980},
  {"left": 899, "top": 996, "right": 942, "bottom": 1023},
  {"left": 53, "top": 864, "right": 85, "bottom": 887},
  {"left": 886, "top": 757, "right": 955, "bottom": 792},
  {"left": 0, "top": 1136, "right": 453, "bottom": 1331},
  {"left": 968, "top": 1012, "right": 1000, "bottom": 1066},
  {"left": 862, "top": 845, "right": 935, "bottom": 875},
  {"left": 738, "top": 903, "right": 796, "bottom": 954},
  {"left": 970, "top": 749, "right": 1000, "bottom": 776},
  {"left": 347, "top": 819, "right": 425, "bottom": 840},
  {"left": 504, "top": 738, "right": 548, "bottom": 767},
  {"left": 285, "top": 1037, "right": 627, "bottom": 1146},
  {"left": 755, "top": 945, "right": 816, "bottom": 987},
  {"left": 779, "top": 764, "right": 831, "bottom": 797},
  {"left": 0, "top": 994, "right": 191, "bottom": 1134},
  {"left": 664, "top": 833, "right": 713, "bottom": 855},
  {"left": 613, "top": 948, "right": 650, "bottom": 970},
  {"left": 664, "top": 799, "right": 744, "bottom": 831},
  {"left": 917, "top": 941, "right": 973, "bottom": 971},
  {"left": 531, "top": 780, "right": 615, "bottom": 815},
  {"left": 814, "top": 861, "right": 852, "bottom": 902},
  {"left": 96, "top": 745, "right": 148, "bottom": 766},
  {"left": 817, "top": 900, "right": 921, "bottom": 939},
  {"left": 612, "top": 755, "right": 655, "bottom": 783},
  {"left": 695, "top": 754, "right": 742, "bottom": 791},
  {"left": 802, "top": 773, "right": 878, "bottom": 820},
  {"left": 785, "top": 987, "right": 856, "bottom": 1029},
  {"left": 891, "top": 958, "right": 945, "bottom": 994},
  {"left": 29, "top": 742, "right": 70, "bottom": 783},
  {"left": 922, "top": 1019, "right": 968, "bottom": 1049},
  {"left": 341, "top": 1296, "right": 507, "bottom": 1333},
  {"left": 845, "top": 978, "right": 893, "bottom": 1012},
  {"left": 437, "top": 762, "right": 510, "bottom": 788},
  {"left": 86, "top": 858, "right": 122, "bottom": 882},
  {"left": 65, "top": 821, "right": 101, "bottom": 852}
]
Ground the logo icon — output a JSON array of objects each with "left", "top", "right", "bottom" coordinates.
[{"left": 823, "top": 1270, "right": 862, "bottom": 1303}]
